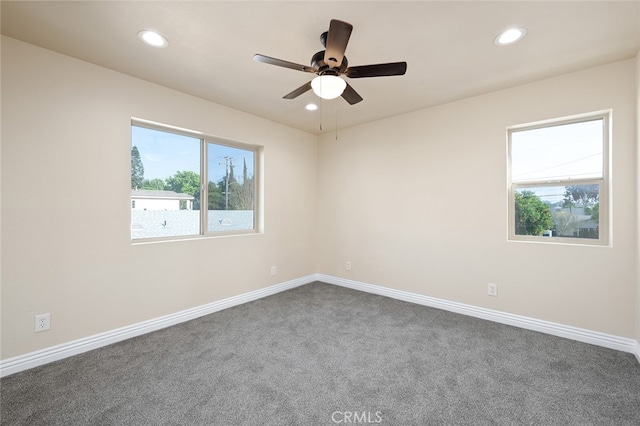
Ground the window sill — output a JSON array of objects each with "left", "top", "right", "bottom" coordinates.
[{"left": 131, "top": 230, "right": 262, "bottom": 245}]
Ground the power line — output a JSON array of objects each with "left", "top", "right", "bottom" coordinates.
[{"left": 513, "top": 152, "right": 601, "bottom": 179}]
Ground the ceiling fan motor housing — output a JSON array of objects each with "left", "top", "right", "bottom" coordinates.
[{"left": 311, "top": 50, "right": 348, "bottom": 75}]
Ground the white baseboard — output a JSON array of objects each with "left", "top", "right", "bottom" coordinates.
[
  {"left": 317, "top": 274, "right": 640, "bottom": 356},
  {"left": 0, "top": 275, "right": 316, "bottom": 378},
  {"left": 2, "top": 273, "right": 638, "bottom": 377}
]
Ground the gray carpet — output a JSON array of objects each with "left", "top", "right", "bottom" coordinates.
[{"left": 1, "top": 282, "right": 639, "bottom": 425}]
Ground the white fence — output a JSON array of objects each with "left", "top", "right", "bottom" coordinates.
[{"left": 131, "top": 210, "right": 254, "bottom": 239}]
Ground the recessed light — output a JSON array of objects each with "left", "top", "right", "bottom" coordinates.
[
  {"left": 305, "top": 103, "right": 318, "bottom": 111},
  {"left": 494, "top": 27, "right": 527, "bottom": 46},
  {"left": 138, "top": 30, "right": 168, "bottom": 48}
]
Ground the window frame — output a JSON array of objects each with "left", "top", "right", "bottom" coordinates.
[
  {"left": 131, "top": 118, "right": 262, "bottom": 243},
  {"left": 507, "top": 111, "right": 610, "bottom": 246}
]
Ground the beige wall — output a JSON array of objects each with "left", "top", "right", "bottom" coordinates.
[
  {"left": 636, "top": 52, "right": 640, "bottom": 344},
  {"left": 0, "top": 36, "right": 318, "bottom": 359},
  {"left": 317, "top": 59, "right": 638, "bottom": 338}
]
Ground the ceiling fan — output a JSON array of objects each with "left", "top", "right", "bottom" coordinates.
[{"left": 253, "top": 19, "right": 407, "bottom": 105}]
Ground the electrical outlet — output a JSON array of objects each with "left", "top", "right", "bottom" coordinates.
[
  {"left": 35, "top": 313, "right": 51, "bottom": 332},
  {"left": 346, "top": 261, "right": 352, "bottom": 271},
  {"left": 270, "top": 266, "right": 277, "bottom": 276},
  {"left": 487, "top": 283, "right": 498, "bottom": 297}
]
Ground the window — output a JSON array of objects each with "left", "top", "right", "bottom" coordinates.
[
  {"left": 508, "top": 112, "right": 609, "bottom": 245},
  {"left": 130, "top": 120, "right": 260, "bottom": 241}
]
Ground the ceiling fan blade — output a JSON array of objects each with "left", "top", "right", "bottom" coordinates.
[
  {"left": 345, "top": 62, "right": 407, "bottom": 78},
  {"left": 283, "top": 81, "right": 312, "bottom": 99},
  {"left": 253, "top": 54, "right": 315, "bottom": 73},
  {"left": 324, "top": 19, "right": 353, "bottom": 69},
  {"left": 341, "top": 82, "right": 363, "bottom": 105}
]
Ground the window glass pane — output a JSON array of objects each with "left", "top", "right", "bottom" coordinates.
[
  {"left": 511, "top": 119, "right": 603, "bottom": 183},
  {"left": 131, "top": 126, "right": 201, "bottom": 239},
  {"left": 207, "top": 143, "right": 255, "bottom": 233},
  {"left": 514, "top": 184, "right": 599, "bottom": 239}
]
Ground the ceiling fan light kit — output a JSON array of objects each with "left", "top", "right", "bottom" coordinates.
[
  {"left": 253, "top": 19, "right": 407, "bottom": 105},
  {"left": 311, "top": 75, "right": 347, "bottom": 99}
]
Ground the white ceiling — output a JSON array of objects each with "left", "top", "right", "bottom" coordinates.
[{"left": 2, "top": 1, "right": 639, "bottom": 135}]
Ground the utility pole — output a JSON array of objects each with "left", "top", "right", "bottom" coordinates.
[{"left": 224, "top": 156, "right": 233, "bottom": 210}]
